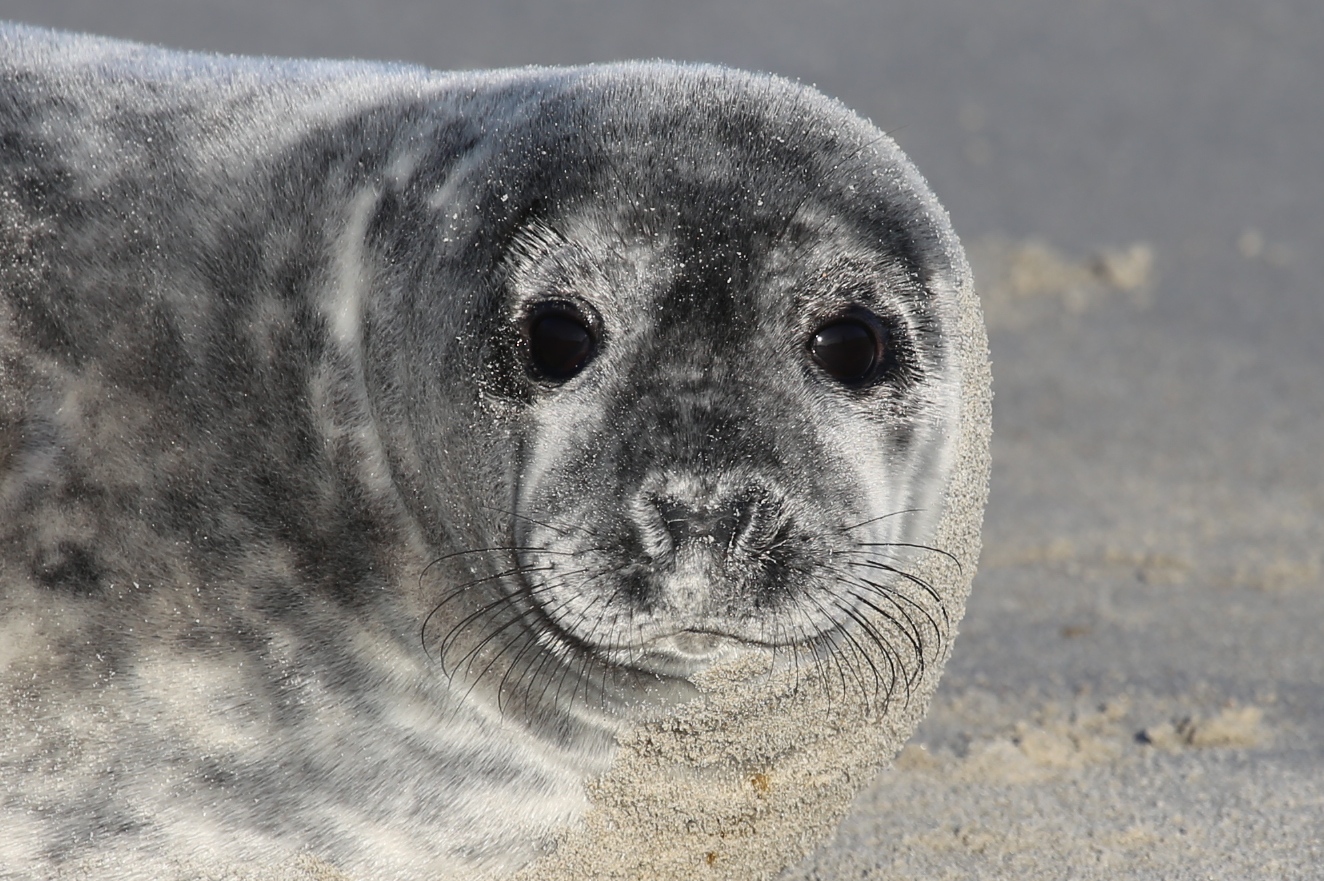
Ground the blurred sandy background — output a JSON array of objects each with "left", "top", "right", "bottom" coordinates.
[{"left": 8, "top": 2, "right": 1321, "bottom": 877}]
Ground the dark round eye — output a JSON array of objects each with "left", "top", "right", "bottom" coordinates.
[
  {"left": 809, "top": 317, "right": 886, "bottom": 385},
  {"left": 528, "top": 304, "right": 596, "bottom": 381}
]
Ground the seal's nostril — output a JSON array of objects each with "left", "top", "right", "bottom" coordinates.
[
  {"left": 734, "top": 491, "right": 782, "bottom": 551},
  {"left": 629, "top": 492, "right": 675, "bottom": 561}
]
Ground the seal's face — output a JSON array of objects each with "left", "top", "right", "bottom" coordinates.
[{"left": 461, "top": 81, "right": 963, "bottom": 702}]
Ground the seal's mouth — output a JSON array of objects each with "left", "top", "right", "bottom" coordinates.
[
  {"left": 651, "top": 630, "right": 734, "bottom": 657},
  {"left": 639, "top": 629, "right": 750, "bottom": 664},
  {"left": 587, "top": 628, "right": 779, "bottom": 678}
]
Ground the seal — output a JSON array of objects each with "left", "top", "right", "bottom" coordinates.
[{"left": 0, "top": 22, "right": 985, "bottom": 881}]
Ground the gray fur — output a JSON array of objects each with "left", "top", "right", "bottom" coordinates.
[{"left": 0, "top": 22, "right": 970, "bottom": 879}]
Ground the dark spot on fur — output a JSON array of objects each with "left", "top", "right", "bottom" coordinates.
[
  {"left": 199, "top": 760, "right": 238, "bottom": 788},
  {"left": 33, "top": 541, "right": 104, "bottom": 594}
]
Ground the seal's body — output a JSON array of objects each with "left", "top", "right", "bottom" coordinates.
[{"left": 0, "top": 23, "right": 973, "bottom": 879}]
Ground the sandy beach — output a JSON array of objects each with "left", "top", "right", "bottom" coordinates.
[{"left": 9, "top": 1, "right": 1322, "bottom": 877}]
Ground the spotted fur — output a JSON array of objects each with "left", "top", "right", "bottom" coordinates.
[{"left": 0, "top": 22, "right": 967, "bottom": 879}]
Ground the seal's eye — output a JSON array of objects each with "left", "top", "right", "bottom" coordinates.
[
  {"left": 809, "top": 316, "right": 887, "bottom": 385},
  {"left": 528, "top": 303, "right": 597, "bottom": 381}
]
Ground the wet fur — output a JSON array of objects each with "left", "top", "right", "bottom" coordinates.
[{"left": 0, "top": 22, "right": 966, "bottom": 879}]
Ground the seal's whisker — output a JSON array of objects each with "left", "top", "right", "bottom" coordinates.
[
  {"left": 831, "top": 571, "right": 928, "bottom": 650},
  {"left": 841, "top": 594, "right": 905, "bottom": 704},
  {"left": 420, "top": 565, "right": 545, "bottom": 661},
  {"left": 436, "top": 582, "right": 558, "bottom": 679},
  {"left": 544, "top": 571, "right": 627, "bottom": 713},
  {"left": 485, "top": 580, "right": 607, "bottom": 714},
  {"left": 780, "top": 589, "right": 828, "bottom": 701},
  {"left": 838, "top": 580, "right": 928, "bottom": 683},
  {"left": 798, "top": 590, "right": 857, "bottom": 715},
  {"left": 823, "top": 598, "right": 891, "bottom": 713},
  {"left": 840, "top": 593, "right": 907, "bottom": 684},
  {"left": 846, "top": 559, "right": 951, "bottom": 627},
  {"left": 547, "top": 633, "right": 588, "bottom": 719},
  {"left": 851, "top": 541, "right": 963, "bottom": 571},
  {"left": 419, "top": 541, "right": 620, "bottom": 663},
  {"left": 499, "top": 623, "right": 565, "bottom": 716},
  {"left": 454, "top": 567, "right": 602, "bottom": 682},
  {"left": 481, "top": 504, "right": 611, "bottom": 542},
  {"left": 492, "top": 564, "right": 624, "bottom": 715},
  {"left": 418, "top": 544, "right": 561, "bottom": 574},
  {"left": 853, "top": 574, "right": 945, "bottom": 649},
  {"left": 831, "top": 563, "right": 946, "bottom": 652},
  {"left": 587, "top": 577, "right": 639, "bottom": 711},
  {"left": 840, "top": 508, "right": 923, "bottom": 532},
  {"left": 430, "top": 566, "right": 559, "bottom": 673}
]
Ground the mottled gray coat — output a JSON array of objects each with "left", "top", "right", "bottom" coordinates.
[{"left": 0, "top": 23, "right": 968, "bottom": 880}]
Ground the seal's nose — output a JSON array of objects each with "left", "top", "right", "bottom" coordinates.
[
  {"left": 630, "top": 478, "right": 786, "bottom": 562},
  {"left": 655, "top": 496, "right": 739, "bottom": 547}
]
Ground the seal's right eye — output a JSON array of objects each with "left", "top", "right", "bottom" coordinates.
[
  {"left": 528, "top": 303, "right": 597, "bottom": 381},
  {"left": 809, "top": 314, "right": 888, "bottom": 386}
]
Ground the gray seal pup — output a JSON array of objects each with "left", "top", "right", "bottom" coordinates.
[{"left": 0, "top": 22, "right": 989, "bottom": 881}]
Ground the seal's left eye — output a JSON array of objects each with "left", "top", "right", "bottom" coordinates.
[
  {"left": 809, "top": 316, "right": 886, "bottom": 385},
  {"left": 528, "top": 305, "right": 596, "bottom": 381}
]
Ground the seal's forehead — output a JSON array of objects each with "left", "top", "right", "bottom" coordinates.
[
  {"left": 571, "top": 69, "right": 884, "bottom": 184},
  {"left": 480, "top": 64, "right": 951, "bottom": 279},
  {"left": 473, "top": 63, "right": 892, "bottom": 194}
]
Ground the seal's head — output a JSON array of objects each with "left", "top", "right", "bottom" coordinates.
[{"left": 373, "top": 65, "right": 966, "bottom": 717}]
